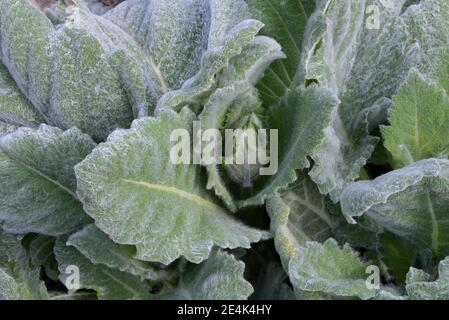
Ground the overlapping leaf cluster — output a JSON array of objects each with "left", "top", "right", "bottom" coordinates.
[{"left": 0, "top": 0, "right": 448, "bottom": 300}]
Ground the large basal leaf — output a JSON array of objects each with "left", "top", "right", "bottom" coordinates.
[
  {"left": 75, "top": 108, "right": 266, "bottom": 265},
  {"left": 266, "top": 171, "right": 387, "bottom": 299},
  {"left": 266, "top": 173, "right": 336, "bottom": 269},
  {"left": 67, "top": 224, "right": 163, "bottom": 281},
  {"left": 340, "top": 159, "right": 449, "bottom": 259},
  {"left": 0, "top": 0, "right": 164, "bottom": 140},
  {"left": 0, "top": 0, "right": 53, "bottom": 117},
  {"left": 0, "top": 230, "right": 48, "bottom": 300},
  {"left": 0, "top": 62, "right": 44, "bottom": 128},
  {"left": 106, "top": 0, "right": 250, "bottom": 91},
  {"left": 160, "top": 249, "right": 253, "bottom": 300},
  {"left": 54, "top": 239, "right": 151, "bottom": 300},
  {"left": 48, "top": 3, "right": 163, "bottom": 140},
  {"left": 237, "top": 85, "right": 337, "bottom": 208},
  {"left": 382, "top": 69, "right": 449, "bottom": 167},
  {"left": 406, "top": 256, "right": 449, "bottom": 300},
  {"left": 306, "top": 0, "right": 419, "bottom": 201},
  {"left": 289, "top": 239, "right": 377, "bottom": 300},
  {"left": 107, "top": 0, "right": 278, "bottom": 116},
  {"left": 245, "top": 0, "right": 316, "bottom": 105},
  {"left": 266, "top": 172, "right": 378, "bottom": 272},
  {"left": 0, "top": 125, "right": 94, "bottom": 235}
]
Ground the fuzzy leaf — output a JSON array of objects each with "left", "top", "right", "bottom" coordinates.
[
  {"left": 219, "top": 35, "right": 286, "bottom": 88},
  {"left": 266, "top": 173, "right": 377, "bottom": 270},
  {"left": 341, "top": 159, "right": 449, "bottom": 259},
  {"left": 237, "top": 86, "right": 337, "bottom": 208},
  {"left": 403, "top": 0, "right": 449, "bottom": 87},
  {"left": 0, "top": 0, "right": 165, "bottom": 140},
  {"left": 48, "top": 2, "right": 166, "bottom": 140},
  {"left": 109, "top": 0, "right": 279, "bottom": 115},
  {"left": 54, "top": 239, "right": 151, "bottom": 300},
  {"left": 0, "top": 0, "right": 53, "bottom": 116},
  {"left": 195, "top": 34, "right": 284, "bottom": 210},
  {"left": 307, "top": 0, "right": 419, "bottom": 201},
  {"left": 266, "top": 174, "right": 335, "bottom": 269},
  {"left": 75, "top": 109, "right": 266, "bottom": 265},
  {"left": 160, "top": 249, "right": 253, "bottom": 300},
  {"left": 0, "top": 231, "right": 48, "bottom": 300},
  {"left": 196, "top": 83, "right": 258, "bottom": 211},
  {"left": 106, "top": 0, "right": 251, "bottom": 91},
  {"left": 406, "top": 257, "right": 449, "bottom": 300},
  {"left": 67, "top": 224, "right": 163, "bottom": 280},
  {"left": 382, "top": 70, "right": 449, "bottom": 167},
  {"left": 0, "top": 125, "right": 95, "bottom": 235},
  {"left": 156, "top": 19, "right": 266, "bottom": 114},
  {"left": 0, "top": 62, "right": 43, "bottom": 127},
  {"left": 289, "top": 239, "right": 376, "bottom": 300}
]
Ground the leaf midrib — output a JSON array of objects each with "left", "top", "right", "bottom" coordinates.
[
  {"left": 99, "top": 268, "right": 147, "bottom": 299},
  {"left": 1, "top": 151, "right": 78, "bottom": 200},
  {"left": 121, "top": 179, "right": 223, "bottom": 212}
]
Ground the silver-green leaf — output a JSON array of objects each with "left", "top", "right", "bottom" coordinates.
[
  {"left": 289, "top": 239, "right": 377, "bottom": 300},
  {"left": 382, "top": 69, "right": 449, "bottom": 167},
  {"left": 306, "top": 0, "right": 419, "bottom": 201},
  {"left": 105, "top": 0, "right": 251, "bottom": 91},
  {"left": 0, "top": 125, "right": 95, "bottom": 235},
  {"left": 54, "top": 239, "right": 151, "bottom": 300},
  {"left": 75, "top": 108, "right": 266, "bottom": 265},
  {"left": 406, "top": 256, "right": 449, "bottom": 300},
  {"left": 237, "top": 86, "right": 337, "bottom": 208},
  {"left": 67, "top": 224, "right": 163, "bottom": 280},
  {"left": 340, "top": 159, "right": 449, "bottom": 259},
  {"left": 0, "top": 231, "right": 48, "bottom": 300},
  {"left": 0, "top": 0, "right": 165, "bottom": 140},
  {"left": 160, "top": 249, "right": 253, "bottom": 300},
  {"left": 0, "top": 62, "right": 44, "bottom": 128}
]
